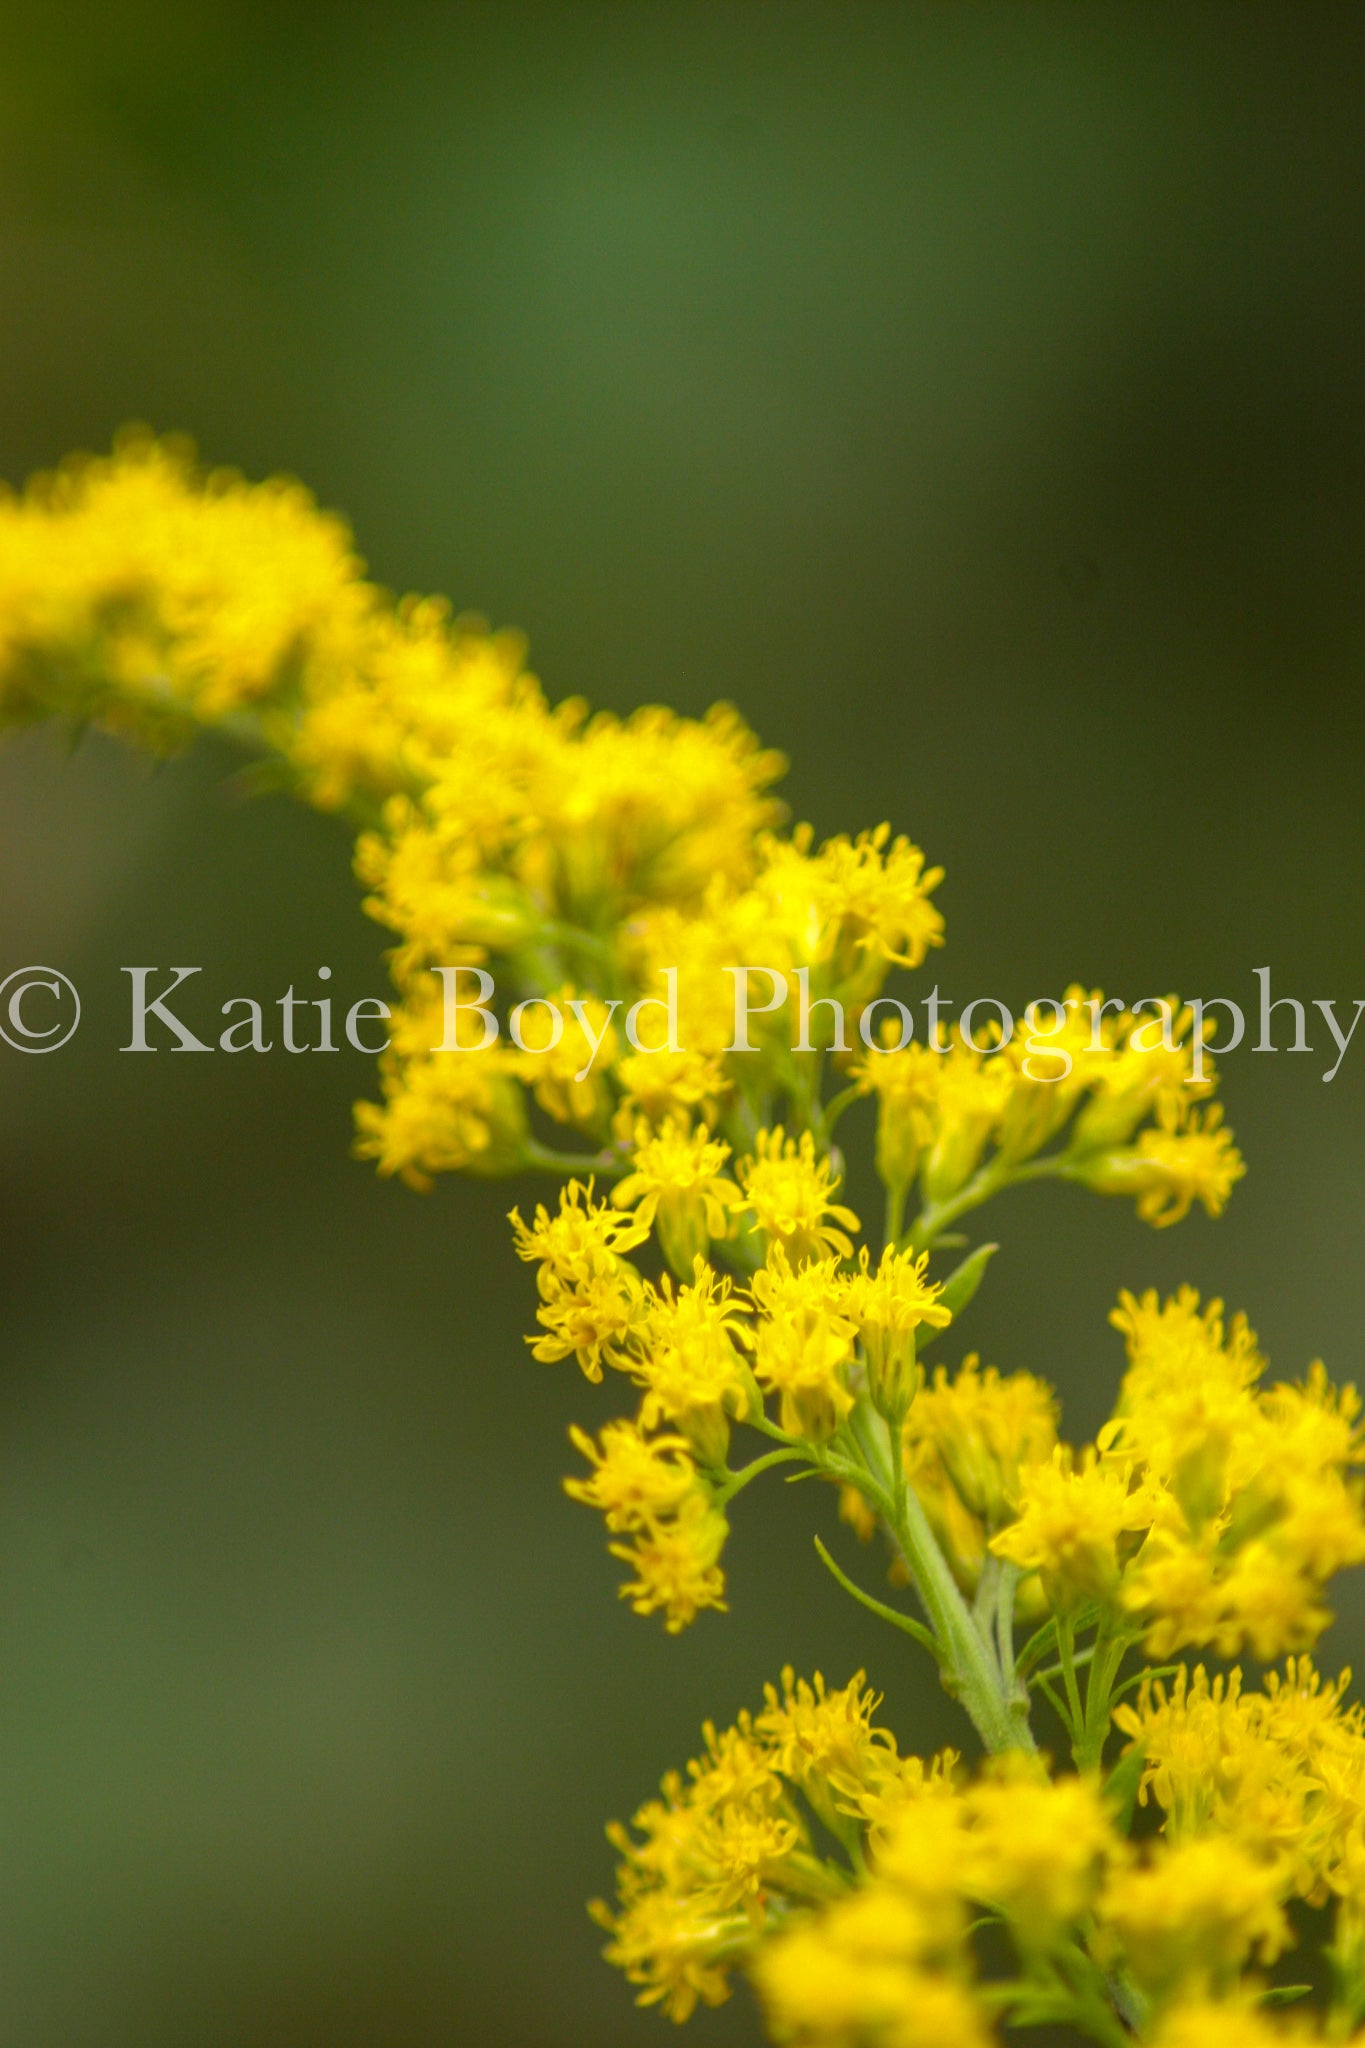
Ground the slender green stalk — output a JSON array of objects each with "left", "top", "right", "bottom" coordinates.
[
  {"left": 906, "top": 1150, "right": 1081, "bottom": 1254},
  {"left": 995, "top": 1559, "right": 1022, "bottom": 1699},
  {"left": 520, "top": 1140, "right": 622, "bottom": 1176},
  {"left": 820, "top": 1082, "right": 864, "bottom": 1135},
  {"left": 1034, "top": 1672, "right": 1073, "bottom": 1734},
  {"left": 842, "top": 1399, "right": 1035, "bottom": 1755},
  {"left": 1075, "top": 1622, "right": 1136, "bottom": 1772},
  {"left": 882, "top": 1178, "right": 907, "bottom": 1252},
  {"left": 813, "top": 1538, "right": 943, "bottom": 1663},
  {"left": 1032, "top": 1647, "right": 1098, "bottom": 1684},
  {"left": 711, "top": 1447, "right": 806, "bottom": 1508},
  {"left": 1056, "top": 1614, "right": 1087, "bottom": 1739}
]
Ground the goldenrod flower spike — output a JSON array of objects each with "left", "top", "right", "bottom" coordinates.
[{"left": 14, "top": 432, "right": 1365, "bottom": 2044}]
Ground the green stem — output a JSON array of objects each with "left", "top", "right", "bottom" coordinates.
[
  {"left": 972, "top": 1552, "right": 1003, "bottom": 1664},
  {"left": 1056, "top": 1614, "right": 1086, "bottom": 1741},
  {"left": 1053, "top": 1944, "right": 1135, "bottom": 2048},
  {"left": 711, "top": 1447, "right": 806, "bottom": 1508},
  {"left": 995, "top": 1559, "right": 1020, "bottom": 1686},
  {"left": 747, "top": 1412, "right": 800, "bottom": 1446},
  {"left": 1035, "top": 1672, "right": 1072, "bottom": 1733},
  {"left": 1110, "top": 1663, "right": 1178, "bottom": 1706},
  {"left": 844, "top": 1401, "right": 1034, "bottom": 1756},
  {"left": 892, "top": 1488, "right": 1034, "bottom": 1753},
  {"left": 907, "top": 1152, "right": 1071, "bottom": 1254},
  {"left": 813, "top": 1538, "right": 943, "bottom": 1663},
  {"left": 821, "top": 1083, "right": 864, "bottom": 1135},
  {"left": 520, "top": 1140, "right": 623, "bottom": 1176},
  {"left": 883, "top": 1178, "right": 907, "bottom": 1253},
  {"left": 1075, "top": 1622, "right": 1134, "bottom": 1772},
  {"left": 1032, "top": 1648, "right": 1098, "bottom": 1684},
  {"left": 1016, "top": 1602, "right": 1100, "bottom": 1679}
]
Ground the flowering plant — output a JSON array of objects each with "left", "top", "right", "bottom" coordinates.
[{"left": 4, "top": 433, "right": 1364, "bottom": 2047}]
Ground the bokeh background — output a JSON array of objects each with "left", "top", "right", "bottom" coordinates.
[{"left": 1, "top": 5, "right": 1363, "bottom": 2043}]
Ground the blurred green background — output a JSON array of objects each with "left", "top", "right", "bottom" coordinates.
[{"left": 1, "top": 4, "right": 1363, "bottom": 2042}]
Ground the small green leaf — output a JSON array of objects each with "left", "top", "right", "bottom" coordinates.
[
  {"left": 813, "top": 1537, "right": 943, "bottom": 1664},
  {"left": 926, "top": 1242, "right": 999, "bottom": 1341},
  {"left": 1102, "top": 1742, "right": 1148, "bottom": 1834}
]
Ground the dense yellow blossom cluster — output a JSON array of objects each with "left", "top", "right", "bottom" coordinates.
[
  {"left": 0, "top": 436, "right": 1243, "bottom": 1217},
  {"left": 601, "top": 1663, "right": 1365, "bottom": 2045},
  {"left": 995, "top": 1290, "right": 1365, "bottom": 1658},
  {"left": 5, "top": 434, "right": 1362, "bottom": 2045}
]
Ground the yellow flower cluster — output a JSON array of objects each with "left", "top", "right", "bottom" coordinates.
[
  {"left": 1116, "top": 1659, "right": 1365, "bottom": 1903},
  {"left": 852, "top": 990, "right": 1244, "bottom": 1230},
  {"left": 1099, "top": 1835, "right": 1288, "bottom": 2000},
  {"left": 0, "top": 437, "right": 1248, "bottom": 1248},
  {"left": 594, "top": 1671, "right": 911, "bottom": 2023},
  {"left": 901, "top": 1356, "right": 1059, "bottom": 1604},
  {"left": 603, "top": 1674, "right": 1146, "bottom": 2043},
  {"left": 607, "top": 1663, "right": 1365, "bottom": 2040},
  {"left": 356, "top": 800, "right": 952, "bottom": 1185},
  {"left": 0, "top": 431, "right": 374, "bottom": 736},
  {"left": 1110, "top": 1657, "right": 1365, "bottom": 2027},
  {"left": 1148, "top": 1998, "right": 1363, "bottom": 2048},
  {"left": 13, "top": 433, "right": 1365, "bottom": 2045},
  {"left": 515, "top": 1160, "right": 952, "bottom": 1624},
  {"left": 992, "top": 1289, "right": 1365, "bottom": 1657}
]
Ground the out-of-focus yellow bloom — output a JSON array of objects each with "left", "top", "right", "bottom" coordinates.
[
  {"left": 0, "top": 432, "right": 375, "bottom": 729},
  {"left": 1076, "top": 1100, "right": 1246, "bottom": 1225},
  {"left": 612, "top": 1046, "right": 730, "bottom": 1140},
  {"left": 849, "top": 1034, "right": 940, "bottom": 1195},
  {"left": 919, "top": 1037, "right": 1014, "bottom": 1203},
  {"left": 353, "top": 1041, "right": 528, "bottom": 1187},
  {"left": 355, "top": 797, "right": 539, "bottom": 975},
  {"left": 1098, "top": 1834, "right": 1289, "bottom": 1997},
  {"left": 1147, "top": 1991, "right": 1335, "bottom": 2048},
  {"left": 532, "top": 701, "right": 786, "bottom": 917},
  {"left": 500, "top": 985, "right": 617, "bottom": 1131},
  {"left": 753, "top": 1895, "right": 990, "bottom": 2048},
  {"left": 838, "top": 1484, "right": 878, "bottom": 1544},
  {"left": 955, "top": 1761, "right": 1119, "bottom": 1950}
]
